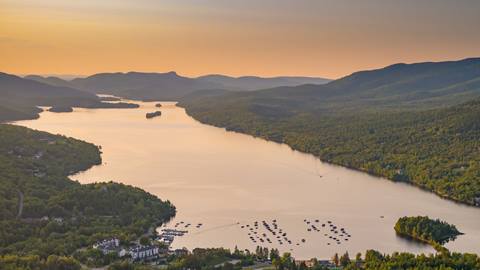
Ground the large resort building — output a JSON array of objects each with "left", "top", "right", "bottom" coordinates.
[
  {"left": 93, "top": 238, "right": 120, "bottom": 255},
  {"left": 93, "top": 238, "right": 161, "bottom": 261},
  {"left": 129, "top": 245, "right": 160, "bottom": 261}
]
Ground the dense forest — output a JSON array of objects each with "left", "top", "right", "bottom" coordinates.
[
  {"left": 394, "top": 216, "right": 462, "bottom": 245},
  {"left": 115, "top": 248, "right": 480, "bottom": 270},
  {"left": 344, "top": 249, "right": 480, "bottom": 270},
  {"left": 3, "top": 247, "right": 479, "bottom": 270},
  {"left": 0, "top": 124, "right": 175, "bottom": 259},
  {"left": 179, "top": 58, "right": 480, "bottom": 206}
]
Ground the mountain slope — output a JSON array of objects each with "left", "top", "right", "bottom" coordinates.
[
  {"left": 1, "top": 72, "right": 98, "bottom": 104},
  {"left": 192, "top": 58, "right": 480, "bottom": 112},
  {"left": 0, "top": 72, "right": 139, "bottom": 122},
  {"left": 322, "top": 57, "right": 480, "bottom": 108},
  {"left": 24, "top": 75, "right": 73, "bottom": 88}
]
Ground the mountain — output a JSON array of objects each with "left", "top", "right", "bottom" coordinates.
[
  {"left": 24, "top": 75, "right": 73, "bottom": 88},
  {"left": 319, "top": 57, "right": 480, "bottom": 108},
  {"left": 181, "top": 58, "right": 480, "bottom": 117},
  {"left": 67, "top": 71, "right": 221, "bottom": 101},
  {"left": 26, "top": 72, "right": 331, "bottom": 101},
  {"left": 197, "top": 74, "right": 330, "bottom": 91},
  {"left": 179, "top": 57, "right": 480, "bottom": 206},
  {"left": 2, "top": 72, "right": 99, "bottom": 103},
  {"left": 0, "top": 72, "right": 138, "bottom": 122}
]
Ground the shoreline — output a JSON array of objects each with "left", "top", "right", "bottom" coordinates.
[{"left": 181, "top": 106, "right": 480, "bottom": 210}]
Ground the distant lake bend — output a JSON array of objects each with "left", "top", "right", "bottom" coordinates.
[{"left": 15, "top": 101, "right": 480, "bottom": 259}]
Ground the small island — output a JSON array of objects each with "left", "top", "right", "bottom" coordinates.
[
  {"left": 146, "top": 111, "right": 162, "bottom": 119},
  {"left": 97, "top": 102, "right": 140, "bottom": 109},
  {"left": 48, "top": 106, "right": 74, "bottom": 113},
  {"left": 394, "top": 216, "right": 462, "bottom": 245},
  {"left": 99, "top": 96, "right": 121, "bottom": 102}
]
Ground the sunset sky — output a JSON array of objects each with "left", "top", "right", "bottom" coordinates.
[{"left": 1, "top": 0, "right": 480, "bottom": 79}]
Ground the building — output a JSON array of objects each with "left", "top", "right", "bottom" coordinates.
[
  {"left": 129, "top": 245, "right": 160, "bottom": 261},
  {"left": 118, "top": 249, "right": 128, "bottom": 257},
  {"left": 53, "top": 217, "right": 63, "bottom": 224},
  {"left": 93, "top": 238, "right": 120, "bottom": 254}
]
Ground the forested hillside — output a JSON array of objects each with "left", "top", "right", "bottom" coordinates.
[
  {"left": 0, "top": 72, "right": 139, "bottom": 122},
  {"left": 0, "top": 72, "right": 175, "bottom": 264},
  {"left": 179, "top": 58, "right": 480, "bottom": 206},
  {"left": 0, "top": 124, "right": 175, "bottom": 256}
]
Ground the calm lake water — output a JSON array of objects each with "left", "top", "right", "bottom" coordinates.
[{"left": 15, "top": 101, "right": 480, "bottom": 259}]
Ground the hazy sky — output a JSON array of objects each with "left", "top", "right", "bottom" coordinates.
[{"left": 1, "top": 0, "right": 480, "bottom": 79}]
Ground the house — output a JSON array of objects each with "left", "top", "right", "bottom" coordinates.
[
  {"left": 129, "top": 245, "right": 160, "bottom": 261},
  {"left": 118, "top": 249, "right": 128, "bottom": 257},
  {"left": 53, "top": 217, "right": 63, "bottom": 224},
  {"left": 34, "top": 151, "right": 44, "bottom": 159},
  {"left": 93, "top": 238, "right": 120, "bottom": 254}
]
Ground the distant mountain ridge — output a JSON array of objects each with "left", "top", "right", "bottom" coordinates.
[
  {"left": 0, "top": 72, "right": 138, "bottom": 122},
  {"left": 323, "top": 57, "right": 480, "bottom": 105},
  {"left": 180, "top": 57, "right": 480, "bottom": 116},
  {"left": 67, "top": 71, "right": 221, "bottom": 101},
  {"left": 25, "top": 72, "right": 331, "bottom": 101},
  {"left": 24, "top": 75, "right": 74, "bottom": 88},
  {"left": 196, "top": 74, "right": 331, "bottom": 91}
]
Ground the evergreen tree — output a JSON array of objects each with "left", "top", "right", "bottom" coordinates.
[{"left": 340, "top": 252, "right": 351, "bottom": 267}]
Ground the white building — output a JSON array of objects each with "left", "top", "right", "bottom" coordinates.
[
  {"left": 93, "top": 238, "right": 120, "bottom": 254},
  {"left": 118, "top": 249, "right": 128, "bottom": 257},
  {"left": 129, "top": 245, "right": 160, "bottom": 261}
]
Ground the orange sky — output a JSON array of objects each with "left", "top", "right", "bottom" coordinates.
[{"left": 1, "top": 0, "right": 480, "bottom": 79}]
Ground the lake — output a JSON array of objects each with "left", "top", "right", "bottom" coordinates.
[{"left": 15, "top": 101, "right": 480, "bottom": 259}]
